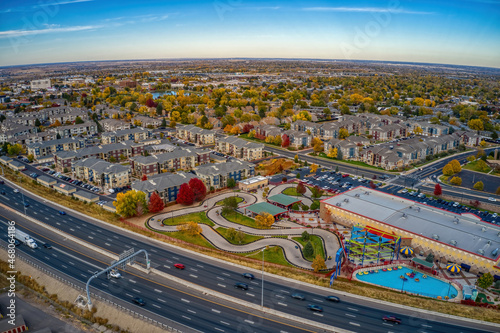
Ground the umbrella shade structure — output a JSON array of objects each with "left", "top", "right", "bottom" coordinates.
[
  {"left": 400, "top": 247, "right": 414, "bottom": 256},
  {"left": 446, "top": 263, "right": 461, "bottom": 273}
]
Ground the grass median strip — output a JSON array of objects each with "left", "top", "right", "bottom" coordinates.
[
  {"left": 162, "top": 212, "right": 214, "bottom": 226},
  {"left": 216, "top": 227, "right": 263, "bottom": 245},
  {"left": 222, "top": 211, "right": 260, "bottom": 229},
  {"left": 244, "top": 247, "right": 293, "bottom": 267}
]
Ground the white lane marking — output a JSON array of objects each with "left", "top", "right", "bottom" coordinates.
[
  {"left": 244, "top": 320, "right": 254, "bottom": 324},
  {"left": 126, "top": 293, "right": 133, "bottom": 297},
  {"left": 90, "top": 231, "right": 96, "bottom": 235},
  {"left": 129, "top": 279, "right": 136, "bottom": 283},
  {"left": 189, "top": 274, "right": 198, "bottom": 278},
  {"left": 280, "top": 290, "right": 289, "bottom": 293},
  {"left": 246, "top": 293, "right": 255, "bottom": 297},
  {"left": 152, "top": 304, "right": 161, "bottom": 309},
  {"left": 345, "top": 313, "right": 356, "bottom": 318},
  {"left": 75, "top": 226, "right": 80, "bottom": 229},
  {"left": 220, "top": 321, "right": 230, "bottom": 325},
  {"left": 217, "top": 277, "right": 224, "bottom": 280},
  {"left": 214, "top": 328, "right": 224, "bottom": 332},
  {"left": 113, "top": 235, "right": 119, "bottom": 239},
  {"left": 181, "top": 298, "right": 190, "bottom": 303},
  {"left": 69, "top": 261, "right": 75, "bottom": 265},
  {"left": 131, "top": 242, "right": 137, "bottom": 245},
  {"left": 33, "top": 212, "right": 37, "bottom": 215},
  {"left": 313, "top": 313, "right": 323, "bottom": 317},
  {"left": 349, "top": 322, "right": 360, "bottom": 326},
  {"left": 278, "top": 302, "right": 287, "bottom": 306},
  {"left": 197, "top": 264, "right": 204, "bottom": 268},
  {"left": 190, "top": 268, "right": 198, "bottom": 272},
  {"left": 132, "top": 289, "right": 141, "bottom": 293},
  {"left": 182, "top": 316, "right": 191, "bottom": 320},
  {"left": 212, "top": 309, "right": 221, "bottom": 313},
  {"left": 105, "top": 243, "right": 111, "bottom": 246},
  {"left": 348, "top": 307, "right": 358, "bottom": 312},
  {"left": 88, "top": 236, "right": 93, "bottom": 239},
  {"left": 52, "top": 253, "right": 57, "bottom": 257},
  {"left": 70, "top": 228, "right": 75, "bottom": 231},
  {"left": 150, "top": 249, "right": 157, "bottom": 253},
  {"left": 275, "top": 294, "right": 284, "bottom": 298},
  {"left": 165, "top": 260, "right": 172, "bottom": 263},
  {"left": 172, "top": 256, "right": 178, "bottom": 259},
  {"left": 222, "top": 272, "right": 230, "bottom": 276},
  {"left": 313, "top": 298, "right": 323, "bottom": 303},
  {"left": 158, "top": 298, "right": 166, "bottom": 303},
  {"left": 45, "top": 217, "right": 49, "bottom": 220},
  {"left": 88, "top": 270, "right": 95, "bottom": 273},
  {"left": 56, "top": 222, "right": 60, "bottom": 225},
  {"left": 154, "top": 289, "right": 162, "bottom": 293},
  {"left": 422, "top": 324, "right": 432, "bottom": 328},
  {"left": 61, "top": 265, "right": 67, "bottom": 268},
  {"left": 107, "top": 238, "right": 113, "bottom": 241},
  {"left": 44, "top": 256, "right": 50, "bottom": 260},
  {"left": 187, "top": 309, "right": 196, "bottom": 314},
  {"left": 101, "top": 283, "right": 108, "bottom": 287},
  {"left": 217, "top": 284, "right": 226, "bottom": 288},
  {"left": 80, "top": 274, "right": 86, "bottom": 277},
  {"left": 250, "top": 281, "right": 259, "bottom": 285}
]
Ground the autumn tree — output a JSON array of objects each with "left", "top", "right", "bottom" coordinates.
[
  {"left": 310, "top": 164, "right": 318, "bottom": 173},
  {"left": 148, "top": 192, "right": 165, "bottom": 213},
  {"left": 434, "top": 183, "right": 442, "bottom": 196},
  {"left": 248, "top": 129, "right": 256, "bottom": 138},
  {"left": 450, "top": 176, "right": 462, "bottom": 186},
  {"left": 449, "top": 159, "right": 462, "bottom": 174},
  {"left": 312, "top": 254, "right": 327, "bottom": 272},
  {"left": 476, "top": 160, "right": 490, "bottom": 172},
  {"left": 177, "top": 221, "right": 202, "bottom": 236},
  {"left": 294, "top": 154, "right": 299, "bottom": 163},
  {"left": 223, "top": 124, "right": 233, "bottom": 133},
  {"left": 177, "top": 183, "right": 194, "bottom": 205},
  {"left": 255, "top": 212, "right": 274, "bottom": 229},
  {"left": 497, "top": 186, "right": 500, "bottom": 195},
  {"left": 296, "top": 182, "right": 306, "bottom": 195},
  {"left": 327, "top": 147, "right": 338, "bottom": 159},
  {"left": 311, "top": 137, "right": 323, "bottom": 153},
  {"left": 281, "top": 134, "right": 290, "bottom": 148},
  {"left": 473, "top": 181, "right": 484, "bottom": 191},
  {"left": 141, "top": 174, "right": 148, "bottom": 181},
  {"left": 339, "top": 128, "right": 349, "bottom": 139},
  {"left": 114, "top": 190, "right": 148, "bottom": 217},
  {"left": 188, "top": 178, "right": 207, "bottom": 201},
  {"left": 468, "top": 119, "right": 484, "bottom": 131},
  {"left": 230, "top": 126, "right": 241, "bottom": 135},
  {"left": 442, "top": 164, "right": 454, "bottom": 176},
  {"left": 7, "top": 143, "right": 23, "bottom": 156}
]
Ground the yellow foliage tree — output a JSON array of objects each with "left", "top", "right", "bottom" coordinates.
[
  {"left": 327, "top": 147, "right": 338, "bottom": 158},
  {"left": 450, "top": 176, "right": 462, "bottom": 186},
  {"left": 171, "top": 111, "right": 181, "bottom": 122},
  {"left": 248, "top": 129, "right": 256, "bottom": 138},
  {"left": 230, "top": 126, "right": 240, "bottom": 135},
  {"left": 273, "top": 134, "right": 282, "bottom": 146},
  {"left": 310, "top": 164, "right": 318, "bottom": 173},
  {"left": 414, "top": 126, "right": 423, "bottom": 135},
  {"left": 223, "top": 124, "right": 233, "bottom": 133},
  {"left": 442, "top": 164, "right": 454, "bottom": 176},
  {"left": 176, "top": 221, "right": 202, "bottom": 236},
  {"left": 449, "top": 159, "right": 462, "bottom": 174},
  {"left": 265, "top": 135, "right": 274, "bottom": 143},
  {"left": 339, "top": 128, "right": 349, "bottom": 139},
  {"left": 312, "top": 254, "right": 327, "bottom": 272},
  {"left": 255, "top": 212, "right": 274, "bottom": 229},
  {"left": 468, "top": 119, "right": 484, "bottom": 131}
]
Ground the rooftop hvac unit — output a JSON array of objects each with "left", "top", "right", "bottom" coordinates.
[
  {"left": 416, "top": 207, "right": 421, "bottom": 212},
  {"left": 450, "top": 240, "right": 457, "bottom": 246},
  {"left": 409, "top": 206, "right": 413, "bottom": 209},
  {"left": 344, "top": 198, "right": 349, "bottom": 203},
  {"left": 478, "top": 249, "right": 485, "bottom": 255},
  {"left": 482, "top": 227, "right": 487, "bottom": 232},
  {"left": 336, "top": 203, "right": 341, "bottom": 207},
  {"left": 402, "top": 213, "right": 407, "bottom": 218},
  {"left": 487, "top": 240, "right": 492, "bottom": 245},
  {"left": 492, "top": 248, "right": 499, "bottom": 257},
  {"left": 432, "top": 234, "right": 439, "bottom": 240},
  {"left": 355, "top": 194, "right": 360, "bottom": 197},
  {"left": 453, "top": 218, "right": 459, "bottom": 224},
  {"left": 364, "top": 191, "right": 370, "bottom": 195}
]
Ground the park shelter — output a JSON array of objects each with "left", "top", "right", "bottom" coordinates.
[
  {"left": 244, "top": 202, "right": 287, "bottom": 219},
  {"left": 267, "top": 193, "right": 302, "bottom": 209}
]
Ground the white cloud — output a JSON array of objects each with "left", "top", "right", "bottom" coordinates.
[
  {"left": 0, "top": 25, "right": 101, "bottom": 39},
  {"left": 302, "top": 7, "right": 434, "bottom": 15}
]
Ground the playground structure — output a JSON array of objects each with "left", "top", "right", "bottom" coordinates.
[{"left": 345, "top": 225, "right": 401, "bottom": 266}]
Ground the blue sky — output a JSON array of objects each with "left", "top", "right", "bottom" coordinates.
[{"left": 0, "top": 0, "right": 499, "bottom": 68}]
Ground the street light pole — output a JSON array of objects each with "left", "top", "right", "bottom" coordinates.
[
  {"left": 261, "top": 249, "right": 265, "bottom": 309},
  {"left": 21, "top": 191, "right": 27, "bottom": 215}
]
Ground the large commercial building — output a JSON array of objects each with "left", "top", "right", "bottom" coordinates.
[{"left": 320, "top": 186, "right": 500, "bottom": 278}]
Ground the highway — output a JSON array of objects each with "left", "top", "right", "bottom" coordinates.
[{"left": 0, "top": 180, "right": 497, "bottom": 333}]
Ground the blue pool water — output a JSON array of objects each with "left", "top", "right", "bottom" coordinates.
[{"left": 356, "top": 266, "right": 458, "bottom": 299}]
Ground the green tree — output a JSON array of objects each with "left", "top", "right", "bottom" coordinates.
[
  {"left": 226, "top": 227, "right": 237, "bottom": 241},
  {"left": 310, "top": 200, "right": 320, "bottom": 210},
  {"left": 75, "top": 116, "right": 84, "bottom": 124},
  {"left": 477, "top": 273, "right": 494, "bottom": 289},
  {"left": 114, "top": 190, "right": 148, "bottom": 217},
  {"left": 227, "top": 178, "right": 236, "bottom": 188},
  {"left": 301, "top": 230, "right": 310, "bottom": 241},
  {"left": 234, "top": 230, "right": 245, "bottom": 244},
  {"left": 292, "top": 203, "right": 300, "bottom": 210},
  {"left": 312, "top": 254, "right": 326, "bottom": 272},
  {"left": 8, "top": 143, "right": 23, "bottom": 156},
  {"left": 425, "top": 253, "right": 434, "bottom": 263},
  {"left": 294, "top": 154, "right": 299, "bottom": 163},
  {"left": 176, "top": 221, "right": 202, "bottom": 236},
  {"left": 221, "top": 196, "right": 239, "bottom": 217},
  {"left": 473, "top": 181, "right": 484, "bottom": 191},
  {"left": 303, "top": 241, "right": 314, "bottom": 258}
]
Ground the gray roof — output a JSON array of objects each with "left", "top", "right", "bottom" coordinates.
[
  {"left": 73, "top": 190, "right": 99, "bottom": 200},
  {"left": 73, "top": 158, "right": 130, "bottom": 174},
  {"left": 130, "top": 148, "right": 198, "bottom": 165},
  {"left": 37, "top": 175, "right": 56, "bottom": 184},
  {"left": 26, "top": 136, "right": 84, "bottom": 149},
  {"left": 218, "top": 136, "right": 263, "bottom": 149},
  {"left": 131, "top": 172, "right": 197, "bottom": 193},
  {"left": 101, "top": 127, "right": 149, "bottom": 137},
  {"left": 195, "top": 160, "right": 252, "bottom": 177},
  {"left": 323, "top": 186, "right": 500, "bottom": 260}
]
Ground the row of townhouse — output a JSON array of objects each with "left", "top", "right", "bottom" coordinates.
[
  {"left": 100, "top": 118, "right": 131, "bottom": 132},
  {"left": 101, "top": 127, "right": 151, "bottom": 144},
  {"left": 27, "top": 137, "right": 87, "bottom": 159},
  {"left": 47, "top": 121, "right": 98, "bottom": 138},
  {"left": 176, "top": 125, "right": 215, "bottom": 145},
  {"left": 0, "top": 124, "right": 35, "bottom": 143},
  {"left": 54, "top": 141, "right": 145, "bottom": 171},
  {"left": 72, "top": 158, "right": 130, "bottom": 190},
  {"left": 134, "top": 115, "right": 161, "bottom": 128},
  {"left": 129, "top": 147, "right": 210, "bottom": 177},
  {"left": 215, "top": 136, "right": 264, "bottom": 161},
  {"left": 406, "top": 121, "right": 449, "bottom": 137},
  {"left": 131, "top": 160, "right": 255, "bottom": 204}
]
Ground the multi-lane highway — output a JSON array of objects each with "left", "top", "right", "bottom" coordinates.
[{"left": 0, "top": 180, "right": 497, "bottom": 333}]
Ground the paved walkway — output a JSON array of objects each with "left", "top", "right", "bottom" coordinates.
[{"left": 146, "top": 191, "right": 341, "bottom": 270}]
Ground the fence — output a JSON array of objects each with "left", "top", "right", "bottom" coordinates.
[{"left": 0, "top": 243, "right": 183, "bottom": 332}]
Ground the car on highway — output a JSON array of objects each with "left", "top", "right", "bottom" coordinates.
[
  {"left": 132, "top": 297, "right": 146, "bottom": 306},
  {"left": 0, "top": 190, "right": 5, "bottom": 195},
  {"left": 174, "top": 263, "right": 185, "bottom": 269},
  {"left": 307, "top": 304, "right": 323, "bottom": 312},
  {"left": 0, "top": 180, "right": 4, "bottom": 184},
  {"left": 24, "top": 202, "right": 29, "bottom": 207},
  {"left": 488, "top": 197, "right": 497, "bottom": 202},
  {"left": 291, "top": 293, "right": 306, "bottom": 300},
  {"left": 110, "top": 270, "right": 121, "bottom": 278},
  {"left": 59, "top": 211, "right": 66, "bottom": 215},
  {"left": 234, "top": 282, "right": 248, "bottom": 290},
  {"left": 13, "top": 189, "right": 19, "bottom": 193},
  {"left": 242, "top": 273, "right": 255, "bottom": 280},
  {"left": 383, "top": 315, "right": 402, "bottom": 324},
  {"left": 43, "top": 243, "right": 52, "bottom": 249},
  {"left": 325, "top": 295, "right": 340, "bottom": 302}
]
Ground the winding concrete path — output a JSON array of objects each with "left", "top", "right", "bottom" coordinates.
[{"left": 147, "top": 191, "right": 341, "bottom": 270}]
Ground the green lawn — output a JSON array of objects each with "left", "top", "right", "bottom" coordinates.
[
  {"left": 292, "top": 235, "right": 325, "bottom": 261},
  {"left": 216, "top": 196, "right": 244, "bottom": 205},
  {"left": 245, "top": 246, "right": 293, "bottom": 267},
  {"left": 162, "top": 212, "right": 214, "bottom": 226},
  {"left": 315, "top": 152, "right": 397, "bottom": 172},
  {"left": 463, "top": 160, "right": 492, "bottom": 173},
  {"left": 282, "top": 187, "right": 301, "bottom": 196},
  {"left": 216, "top": 227, "right": 263, "bottom": 244},
  {"left": 222, "top": 211, "right": 260, "bottom": 228},
  {"left": 145, "top": 224, "right": 214, "bottom": 248}
]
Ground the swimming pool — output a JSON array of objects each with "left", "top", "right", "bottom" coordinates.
[{"left": 355, "top": 266, "right": 458, "bottom": 299}]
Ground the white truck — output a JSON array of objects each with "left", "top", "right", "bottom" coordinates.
[{"left": 15, "top": 229, "right": 38, "bottom": 249}]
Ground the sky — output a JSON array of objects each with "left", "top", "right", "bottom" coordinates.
[{"left": 0, "top": 0, "right": 499, "bottom": 68}]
